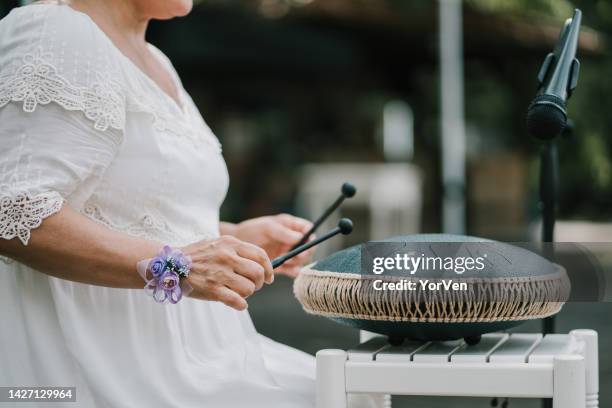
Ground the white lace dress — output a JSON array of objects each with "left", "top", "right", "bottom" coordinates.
[{"left": 0, "top": 4, "right": 316, "bottom": 407}]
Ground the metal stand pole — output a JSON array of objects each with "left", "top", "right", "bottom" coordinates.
[
  {"left": 540, "top": 141, "right": 558, "bottom": 335},
  {"left": 540, "top": 141, "right": 559, "bottom": 408}
]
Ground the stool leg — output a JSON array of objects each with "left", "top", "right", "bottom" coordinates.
[
  {"left": 553, "top": 355, "right": 585, "bottom": 408},
  {"left": 317, "top": 349, "right": 348, "bottom": 408},
  {"left": 571, "top": 329, "right": 599, "bottom": 408}
]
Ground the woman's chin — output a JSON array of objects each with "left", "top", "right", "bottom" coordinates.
[
  {"left": 147, "top": 0, "right": 193, "bottom": 19},
  {"left": 170, "top": 2, "right": 193, "bottom": 18}
]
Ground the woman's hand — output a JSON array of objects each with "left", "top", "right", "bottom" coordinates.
[
  {"left": 222, "top": 214, "right": 314, "bottom": 278},
  {"left": 180, "top": 236, "right": 273, "bottom": 311}
]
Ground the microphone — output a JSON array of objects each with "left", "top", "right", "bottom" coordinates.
[
  {"left": 273, "top": 218, "right": 353, "bottom": 268},
  {"left": 527, "top": 9, "right": 581, "bottom": 140},
  {"left": 291, "top": 182, "right": 356, "bottom": 249}
]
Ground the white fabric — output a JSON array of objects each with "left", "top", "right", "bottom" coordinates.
[{"left": 0, "top": 4, "right": 319, "bottom": 407}]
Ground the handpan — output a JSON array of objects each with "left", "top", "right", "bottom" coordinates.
[{"left": 294, "top": 234, "right": 570, "bottom": 343}]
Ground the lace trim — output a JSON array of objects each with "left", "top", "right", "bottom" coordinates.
[
  {"left": 0, "top": 48, "right": 125, "bottom": 132},
  {"left": 81, "top": 204, "right": 213, "bottom": 245},
  {"left": 0, "top": 190, "right": 64, "bottom": 245},
  {"left": 0, "top": 201, "right": 215, "bottom": 264},
  {"left": 0, "top": 48, "right": 221, "bottom": 150}
]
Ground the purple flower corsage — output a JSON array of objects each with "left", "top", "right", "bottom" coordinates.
[{"left": 137, "top": 245, "right": 193, "bottom": 304}]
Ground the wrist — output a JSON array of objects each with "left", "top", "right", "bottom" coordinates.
[
  {"left": 136, "top": 245, "right": 193, "bottom": 304},
  {"left": 219, "top": 221, "right": 239, "bottom": 237}
]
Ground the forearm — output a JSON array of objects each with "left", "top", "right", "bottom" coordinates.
[{"left": 0, "top": 205, "right": 161, "bottom": 288}]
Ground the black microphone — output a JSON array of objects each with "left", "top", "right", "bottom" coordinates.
[
  {"left": 273, "top": 218, "right": 353, "bottom": 268},
  {"left": 291, "top": 182, "right": 356, "bottom": 249},
  {"left": 527, "top": 9, "right": 581, "bottom": 140}
]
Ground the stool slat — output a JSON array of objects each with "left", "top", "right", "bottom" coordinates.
[
  {"left": 412, "top": 339, "right": 465, "bottom": 363},
  {"left": 376, "top": 341, "right": 430, "bottom": 362},
  {"left": 529, "top": 334, "right": 580, "bottom": 363},
  {"left": 489, "top": 333, "right": 542, "bottom": 363},
  {"left": 348, "top": 337, "right": 389, "bottom": 362},
  {"left": 451, "top": 333, "right": 509, "bottom": 363}
]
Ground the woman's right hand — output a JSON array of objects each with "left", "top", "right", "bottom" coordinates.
[{"left": 180, "top": 236, "right": 274, "bottom": 310}]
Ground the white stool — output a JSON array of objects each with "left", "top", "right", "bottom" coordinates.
[{"left": 316, "top": 329, "right": 598, "bottom": 408}]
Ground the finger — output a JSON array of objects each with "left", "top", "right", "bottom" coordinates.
[
  {"left": 266, "top": 222, "right": 303, "bottom": 244},
  {"left": 285, "top": 247, "right": 315, "bottom": 264},
  {"left": 278, "top": 252, "right": 306, "bottom": 265},
  {"left": 215, "top": 285, "right": 248, "bottom": 310},
  {"left": 235, "top": 242, "right": 274, "bottom": 284},
  {"left": 223, "top": 272, "right": 257, "bottom": 298},
  {"left": 283, "top": 257, "right": 308, "bottom": 269},
  {"left": 186, "top": 278, "right": 248, "bottom": 310},
  {"left": 276, "top": 265, "right": 301, "bottom": 278},
  {"left": 233, "top": 258, "right": 265, "bottom": 290},
  {"left": 278, "top": 264, "right": 301, "bottom": 276},
  {"left": 276, "top": 213, "right": 313, "bottom": 234}
]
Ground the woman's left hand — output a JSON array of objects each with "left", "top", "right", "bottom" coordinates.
[{"left": 222, "top": 214, "right": 314, "bottom": 278}]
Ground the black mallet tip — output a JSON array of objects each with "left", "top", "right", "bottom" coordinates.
[
  {"left": 341, "top": 182, "right": 356, "bottom": 198},
  {"left": 338, "top": 218, "right": 353, "bottom": 235}
]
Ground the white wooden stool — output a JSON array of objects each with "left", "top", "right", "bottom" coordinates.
[{"left": 316, "top": 329, "right": 598, "bottom": 408}]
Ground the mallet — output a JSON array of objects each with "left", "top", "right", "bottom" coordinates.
[
  {"left": 273, "top": 218, "right": 353, "bottom": 268},
  {"left": 292, "top": 182, "right": 356, "bottom": 249}
]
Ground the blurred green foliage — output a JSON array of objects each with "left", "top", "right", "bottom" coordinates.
[
  {"left": 467, "top": 0, "right": 574, "bottom": 20},
  {"left": 557, "top": 0, "right": 612, "bottom": 219},
  {"left": 150, "top": 0, "right": 612, "bottom": 225},
  {"left": 464, "top": 0, "right": 612, "bottom": 221}
]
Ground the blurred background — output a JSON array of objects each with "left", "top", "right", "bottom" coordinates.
[{"left": 3, "top": 0, "right": 612, "bottom": 406}]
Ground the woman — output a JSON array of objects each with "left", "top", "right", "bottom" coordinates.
[{"left": 0, "top": 1, "right": 320, "bottom": 406}]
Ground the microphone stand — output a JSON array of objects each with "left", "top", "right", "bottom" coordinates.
[
  {"left": 530, "top": 9, "right": 581, "bottom": 336},
  {"left": 531, "top": 10, "right": 581, "bottom": 408},
  {"left": 540, "top": 141, "right": 558, "bottom": 335}
]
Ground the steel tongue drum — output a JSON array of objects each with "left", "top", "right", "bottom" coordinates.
[{"left": 294, "top": 234, "right": 570, "bottom": 345}]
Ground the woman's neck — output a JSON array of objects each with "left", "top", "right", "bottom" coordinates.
[
  {"left": 64, "top": 0, "right": 183, "bottom": 108},
  {"left": 68, "top": 0, "right": 149, "bottom": 52}
]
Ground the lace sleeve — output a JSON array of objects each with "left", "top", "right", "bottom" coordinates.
[
  {"left": 0, "top": 103, "right": 122, "bottom": 245},
  {"left": 0, "top": 4, "right": 126, "bottom": 132},
  {"left": 0, "top": 4, "right": 125, "bottom": 245}
]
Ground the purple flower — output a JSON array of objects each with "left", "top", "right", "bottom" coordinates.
[
  {"left": 148, "top": 256, "right": 167, "bottom": 278},
  {"left": 159, "top": 271, "right": 179, "bottom": 290},
  {"left": 150, "top": 271, "right": 182, "bottom": 304},
  {"left": 139, "top": 245, "right": 193, "bottom": 304},
  {"left": 160, "top": 245, "right": 174, "bottom": 259}
]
